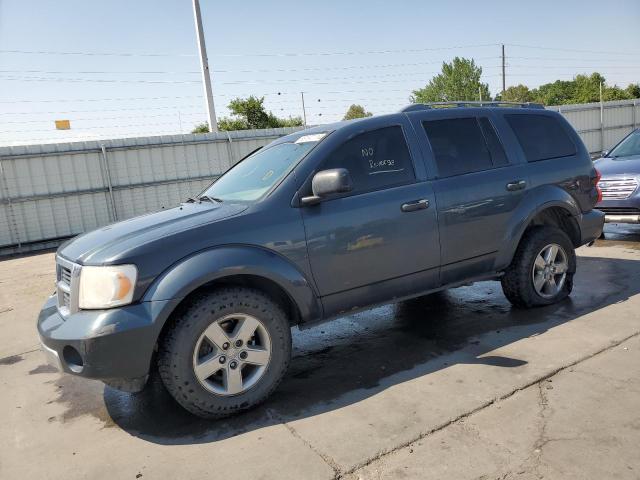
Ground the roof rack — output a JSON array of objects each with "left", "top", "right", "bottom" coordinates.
[{"left": 400, "top": 101, "right": 545, "bottom": 112}]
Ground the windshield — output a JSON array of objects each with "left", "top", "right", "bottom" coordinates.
[
  {"left": 202, "top": 133, "right": 325, "bottom": 201},
  {"left": 608, "top": 130, "right": 640, "bottom": 158}
]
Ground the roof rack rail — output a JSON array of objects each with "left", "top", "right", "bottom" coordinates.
[{"left": 399, "top": 101, "right": 545, "bottom": 113}]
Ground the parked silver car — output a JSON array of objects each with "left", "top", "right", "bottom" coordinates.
[{"left": 595, "top": 129, "right": 640, "bottom": 224}]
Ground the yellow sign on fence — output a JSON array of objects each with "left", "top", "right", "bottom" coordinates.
[{"left": 55, "top": 120, "right": 71, "bottom": 130}]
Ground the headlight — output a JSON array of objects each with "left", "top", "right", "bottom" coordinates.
[{"left": 78, "top": 265, "right": 137, "bottom": 309}]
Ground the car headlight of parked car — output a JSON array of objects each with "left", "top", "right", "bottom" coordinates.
[{"left": 78, "top": 265, "right": 137, "bottom": 309}]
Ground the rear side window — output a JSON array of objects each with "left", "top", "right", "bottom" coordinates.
[
  {"left": 479, "top": 117, "right": 508, "bottom": 167},
  {"left": 322, "top": 126, "right": 415, "bottom": 194},
  {"left": 422, "top": 118, "right": 493, "bottom": 177},
  {"left": 505, "top": 114, "right": 576, "bottom": 162}
]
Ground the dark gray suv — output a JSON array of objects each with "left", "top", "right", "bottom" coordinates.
[{"left": 38, "top": 102, "right": 604, "bottom": 418}]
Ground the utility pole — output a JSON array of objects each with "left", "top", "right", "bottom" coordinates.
[
  {"left": 301, "top": 92, "right": 307, "bottom": 127},
  {"left": 192, "top": 0, "right": 218, "bottom": 132},
  {"left": 501, "top": 44, "right": 506, "bottom": 95},
  {"left": 600, "top": 81, "right": 605, "bottom": 153}
]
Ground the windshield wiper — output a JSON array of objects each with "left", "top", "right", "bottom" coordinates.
[
  {"left": 198, "top": 195, "right": 223, "bottom": 203},
  {"left": 185, "top": 195, "right": 223, "bottom": 203}
]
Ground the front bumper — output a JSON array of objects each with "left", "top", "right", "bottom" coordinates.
[
  {"left": 597, "top": 191, "right": 640, "bottom": 224},
  {"left": 40, "top": 341, "right": 62, "bottom": 371},
  {"left": 37, "top": 294, "right": 179, "bottom": 391},
  {"left": 604, "top": 214, "right": 640, "bottom": 224}
]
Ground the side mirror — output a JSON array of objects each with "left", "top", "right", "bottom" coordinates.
[
  {"left": 301, "top": 168, "right": 353, "bottom": 206},
  {"left": 602, "top": 150, "right": 609, "bottom": 158}
]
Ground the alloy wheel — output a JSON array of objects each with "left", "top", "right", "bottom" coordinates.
[
  {"left": 532, "top": 243, "right": 569, "bottom": 299},
  {"left": 192, "top": 313, "right": 271, "bottom": 396}
]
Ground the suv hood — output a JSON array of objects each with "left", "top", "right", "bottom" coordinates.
[
  {"left": 59, "top": 201, "right": 248, "bottom": 265},
  {"left": 595, "top": 155, "right": 640, "bottom": 177}
]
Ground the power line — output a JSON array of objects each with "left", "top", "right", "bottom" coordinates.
[
  {"left": 0, "top": 75, "right": 202, "bottom": 85},
  {"left": 0, "top": 104, "right": 206, "bottom": 115},
  {"left": 508, "top": 55, "right": 640, "bottom": 62},
  {"left": 0, "top": 43, "right": 500, "bottom": 58},
  {"left": 505, "top": 43, "right": 639, "bottom": 56},
  {"left": 0, "top": 57, "right": 502, "bottom": 76},
  {"left": 0, "top": 130, "right": 201, "bottom": 144},
  {"left": 0, "top": 65, "right": 508, "bottom": 86},
  {"left": 0, "top": 95, "right": 203, "bottom": 104},
  {"left": 2, "top": 101, "right": 406, "bottom": 126},
  {"left": 2, "top": 112, "right": 206, "bottom": 124},
  {"left": 505, "top": 65, "right": 640, "bottom": 71},
  {"left": 0, "top": 74, "right": 444, "bottom": 88},
  {"left": 4, "top": 43, "right": 637, "bottom": 59},
  {"left": 0, "top": 90, "right": 411, "bottom": 112},
  {"left": 0, "top": 69, "right": 202, "bottom": 75},
  {"left": 1, "top": 121, "right": 194, "bottom": 134},
  {"left": 0, "top": 49, "right": 196, "bottom": 57}
]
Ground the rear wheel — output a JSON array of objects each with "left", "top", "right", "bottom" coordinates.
[
  {"left": 501, "top": 226, "right": 576, "bottom": 308},
  {"left": 158, "top": 287, "right": 291, "bottom": 419}
]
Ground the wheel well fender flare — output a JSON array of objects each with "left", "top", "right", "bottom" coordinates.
[
  {"left": 495, "top": 186, "right": 581, "bottom": 270},
  {"left": 143, "top": 245, "right": 322, "bottom": 327}
]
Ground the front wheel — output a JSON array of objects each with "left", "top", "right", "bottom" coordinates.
[
  {"left": 501, "top": 226, "right": 576, "bottom": 308},
  {"left": 158, "top": 287, "right": 291, "bottom": 419}
]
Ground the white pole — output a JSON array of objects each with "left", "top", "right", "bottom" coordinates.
[
  {"left": 192, "top": 0, "right": 218, "bottom": 132},
  {"left": 600, "top": 81, "right": 604, "bottom": 153},
  {"left": 301, "top": 92, "right": 307, "bottom": 127}
]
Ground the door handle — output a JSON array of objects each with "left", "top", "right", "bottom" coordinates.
[
  {"left": 401, "top": 199, "right": 429, "bottom": 212},
  {"left": 506, "top": 180, "right": 527, "bottom": 191}
]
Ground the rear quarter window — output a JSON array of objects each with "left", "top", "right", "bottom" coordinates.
[
  {"left": 422, "top": 117, "right": 493, "bottom": 178},
  {"left": 505, "top": 114, "right": 576, "bottom": 162}
]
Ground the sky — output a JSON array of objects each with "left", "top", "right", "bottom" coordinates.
[{"left": 1, "top": 0, "right": 639, "bottom": 146}]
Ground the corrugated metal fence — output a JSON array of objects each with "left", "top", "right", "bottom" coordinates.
[
  {"left": 547, "top": 98, "right": 639, "bottom": 155},
  {"left": 1, "top": 99, "right": 639, "bottom": 256},
  {"left": 0, "top": 127, "right": 302, "bottom": 255}
]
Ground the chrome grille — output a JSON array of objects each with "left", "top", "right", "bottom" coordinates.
[
  {"left": 599, "top": 177, "right": 639, "bottom": 200},
  {"left": 62, "top": 291, "right": 71, "bottom": 309},
  {"left": 61, "top": 266, "right": 72, "bottom": 285},
  {"left": 56, "top": 256, "right": 80, "bottom": 317}
]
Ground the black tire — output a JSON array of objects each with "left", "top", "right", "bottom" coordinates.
[
  {"left": 158, "top": 287, "right": 291, "bottom": 419},
  {"left": 501, "top": 226, "right": 576, "bottom": 308}
]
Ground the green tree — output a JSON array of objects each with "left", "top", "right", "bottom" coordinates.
[
  {"left": 217, "top": 117, "right": 249, "bottom": 131},
  {"left": 412, "top": 57, "right": 491, "bottom": 103},
  {"left": 192, "top": 96, "right": 303, "bottom": 133},
  {"left": 191, "top": 122, "right": 210, "bottom": 134},
  {"left": 625, "top": 83, "right": 640, "bottom": 98},
  {"left": 529, "top": 73, "right": 639, "bottom": 106},
  {"left": 222, "top": 96, "right": 302, "bottom": 130},
  {"left": 573, "top": 73, "right": 608, "bottom": 103},
  {"left": 497, "top": 84, "right": 533, "bottom": 103},
  {"left": 267, "top": 113, "right": 304, "bottom": 128},
  {"left": 226, "top": 96, "right": 270, "bottom": 129},
  {"left": 343, "top": 104, "right": 373, "bottom": 120}
]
